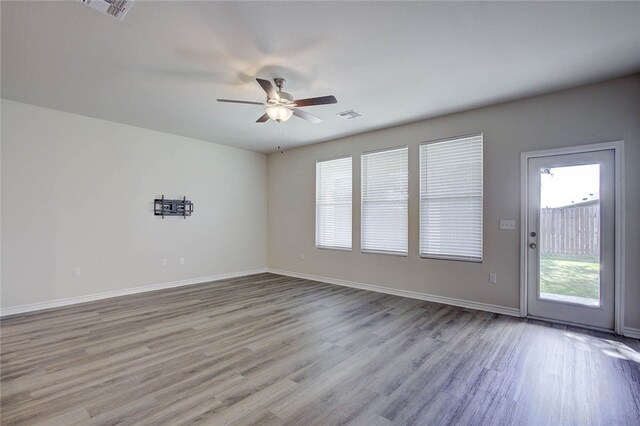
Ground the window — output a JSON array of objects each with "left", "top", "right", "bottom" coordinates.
[
  {"left": 420, "top": 134, "right": 483, "bottom": 261},
  {"left": 361, "top": 146, "right": 408, "bottom": 255},
  {"left": 316, "top": 156, "right": 352, "bottom": 250}
]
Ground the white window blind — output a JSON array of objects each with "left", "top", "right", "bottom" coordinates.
[
  {"left": 420, "top": 134, "right": 483, "bottom": 261},
  {"left": 361, "top": 146, "right": 408, "bottom": 255},
  {"left": 316, "top": 156, "right": 352, "bottom": 250}
]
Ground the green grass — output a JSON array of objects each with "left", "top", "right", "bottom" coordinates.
[{"left": 540, "top": 254, "right": 599, "bottom": 300}]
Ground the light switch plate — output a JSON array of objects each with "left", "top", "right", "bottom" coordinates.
[{"left": 500, "top": 220, "right": 516, "bottom": 230}]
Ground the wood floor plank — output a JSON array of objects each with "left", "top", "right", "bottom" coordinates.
[{"left": 1, "top": 272, "right": 639, "bottom": 425}]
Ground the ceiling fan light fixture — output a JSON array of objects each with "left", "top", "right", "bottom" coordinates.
[{"left": 266, "top": 105, "right": 293, "bottom": 122}]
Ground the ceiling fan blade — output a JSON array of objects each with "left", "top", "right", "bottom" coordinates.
[
  {"left": 256, "top": 78, "right": 279, "bottom": 101},
  {"left": 293, "top": 95, "right": 337, "bottom": 107},
  {"left": 217, "top": 99, "right": 265, "bottom": 106},
  {"left": 292, "top": 108, "right": 322, "bottom": 124},
  {"left": 256, "top": 113, "right": 270, "bottom": 123}
]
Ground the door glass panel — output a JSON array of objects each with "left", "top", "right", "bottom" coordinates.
[{"left": 539, "top": 164, "right": 600, "bottom": 307}]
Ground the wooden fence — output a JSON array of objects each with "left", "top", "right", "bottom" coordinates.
[{"left": 539, "top": 205, "right": 600, "bottom": 256}]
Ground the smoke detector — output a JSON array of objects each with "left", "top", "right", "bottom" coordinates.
[
  {"left": 337, "top": 110, "right": 362, "bottom": 120},
  {"left": 78, "top": 0, "right": 134, "bottom": 21}
]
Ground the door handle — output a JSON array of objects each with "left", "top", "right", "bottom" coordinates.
[{"left": 529, "top": 243, "right": 537, "bottom": 249}]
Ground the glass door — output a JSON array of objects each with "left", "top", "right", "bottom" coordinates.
[{"left": 526, "top": 150, "right": 614, "bottom": 330}]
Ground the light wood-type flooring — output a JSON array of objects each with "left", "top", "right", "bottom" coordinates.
[{"left": 1, "top": 273, "right": 639, "bottom": 425}]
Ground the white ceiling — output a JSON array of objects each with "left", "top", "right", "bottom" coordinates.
[{"left": 3, "top": 1, "right": 640, "bottom": 153}]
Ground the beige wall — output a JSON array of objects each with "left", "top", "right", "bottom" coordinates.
[
  {"left": 267, "top": 75, "right": 640, "bottom": 329},
  {"left": 1, "top": 100, "right": 267, "bottom": 309}
]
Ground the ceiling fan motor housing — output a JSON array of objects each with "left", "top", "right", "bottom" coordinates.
[
  {"left": 272, "top": 92, "right": 293, "bottom": 104},
  {"left": 271, "top": 78, "right": 294, "bottom": 104}
]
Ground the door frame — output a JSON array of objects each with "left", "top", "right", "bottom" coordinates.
[{"left": 520, "top": 140, "right": 625, "bottom": 334}]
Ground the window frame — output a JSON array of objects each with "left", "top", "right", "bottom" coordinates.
[
  {"left": 360, "top": 145, "right": 409, "bottom": 257},
  {"left": 315, "top": 154, "right": 353, "bottom": 251},
  {"left": 419, "top": 133, "right": 483, "bottom": 263}
]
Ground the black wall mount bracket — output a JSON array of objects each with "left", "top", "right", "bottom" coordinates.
[{"left": 154, "top": 196, "right": 193, "bottom": 219}]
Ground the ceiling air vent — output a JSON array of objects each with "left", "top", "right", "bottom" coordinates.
[
  {"left": 78, "top": 0, "right": 134, "bottom": 21},
  {"left": 337, "top": 110, "right": 362, "bottom": 120}
]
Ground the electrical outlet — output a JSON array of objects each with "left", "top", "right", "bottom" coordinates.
[
  {"left": 73, "top": 267, "right": 81, "bottom": 277},
  {"left": 179, "top": 257, "right": 185, "bottom": 265},
  {"left": 489, "top": 273, "right": 497, "bottom": 284},
  {"left": 161, "top": 259, "right": 168, "bottom": 267}
]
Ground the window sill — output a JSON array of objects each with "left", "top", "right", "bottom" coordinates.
[
  {"left": 362, "top": 250, "right": 408, "bottom": 257},
  {"left": 316, "top": 246, "right": 352, "bottom": 252},
  {"left": 420, "top": 254, "right": 482, "bottom": 263}
]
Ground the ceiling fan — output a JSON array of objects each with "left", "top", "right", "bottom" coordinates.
[{"left": 217, "top": 78, "right": 337, "bottom": 124}]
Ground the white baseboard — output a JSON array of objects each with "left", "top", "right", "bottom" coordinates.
[
  {"left": 624, "top": 327, "right": 640, "bottom": 339},
  {"left": 267, "top": 268, "right": 521, "bottom": 317},
  {"left": 0, "top": 268, "right": 268, "bottom": 318}
]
